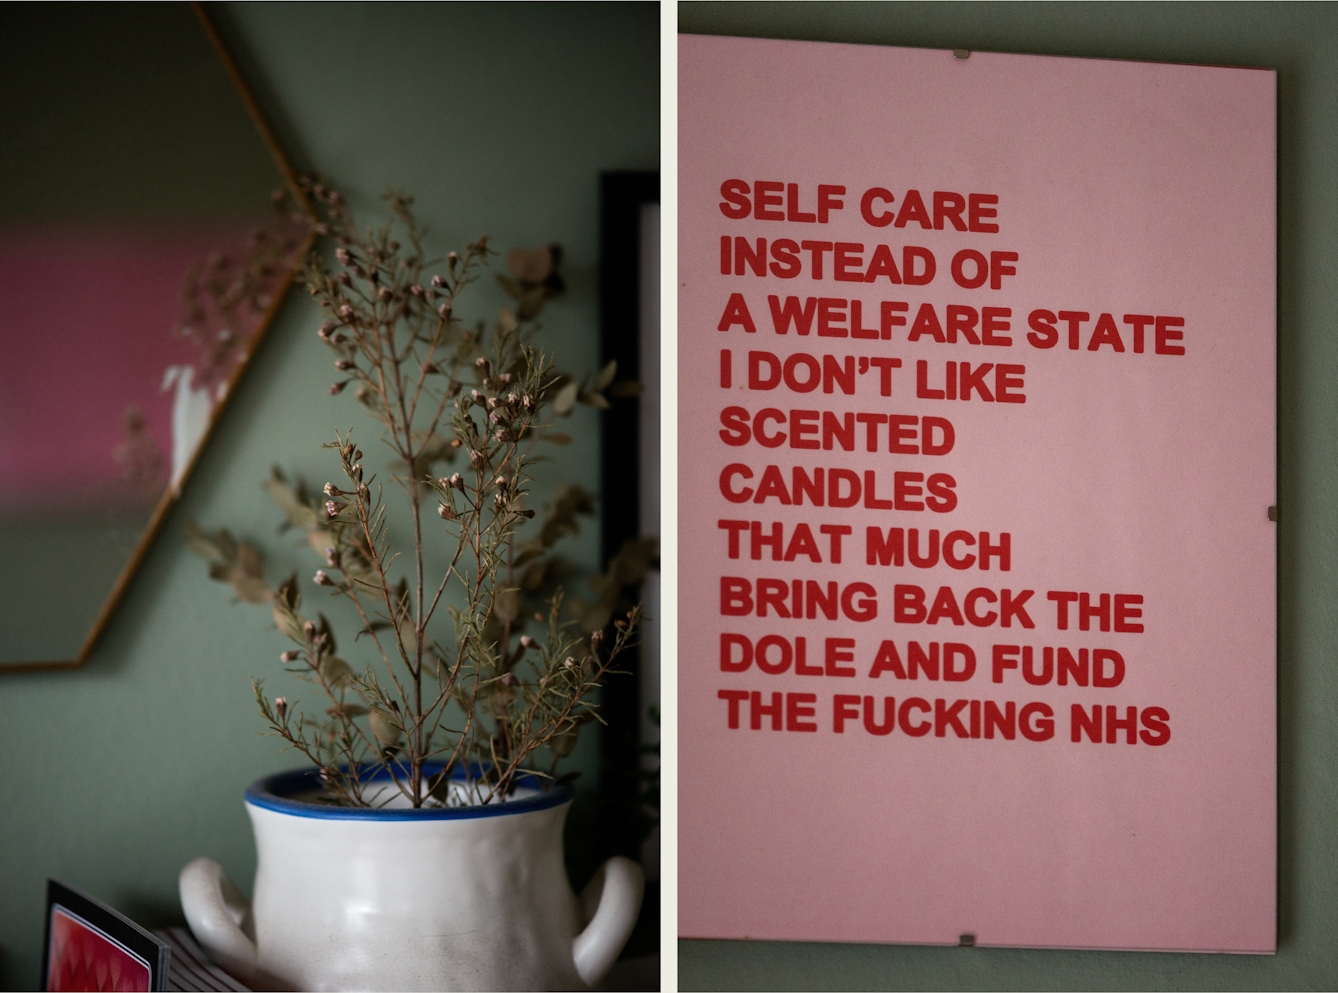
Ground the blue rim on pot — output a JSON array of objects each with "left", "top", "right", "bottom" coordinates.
[{"left": 246, "top": 762, "right": 575, "bottom": 820}]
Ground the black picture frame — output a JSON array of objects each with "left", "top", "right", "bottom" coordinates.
[
  {"left": 598, "top": 169, "right": 660, "bottom": 957},
  {"left": 41, "top": 879, "right": 170, "bottom": 992}
]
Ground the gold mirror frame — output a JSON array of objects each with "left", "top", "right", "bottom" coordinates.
[{"left": 0, "top": 3, "right": 313, "bottom": 671}]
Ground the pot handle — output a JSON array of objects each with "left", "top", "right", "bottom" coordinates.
[
  {"left": 572, "top": 855, "right": 645, "bottom": 987},
  {"left": 179, "top": 857, "right": 259, "bottom": 979}
]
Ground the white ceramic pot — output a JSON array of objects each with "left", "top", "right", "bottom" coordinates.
[{"left": 179, "top": 767, "right": 644, "bottom": 991}]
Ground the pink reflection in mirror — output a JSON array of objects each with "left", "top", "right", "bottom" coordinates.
[{"left": 0, "top": 219, "right": 302, "bottom": 514}]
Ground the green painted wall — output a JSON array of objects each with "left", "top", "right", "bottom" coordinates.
[
  {"left": 677, "top": 2, "right": 1336, "bottom": 990},
  {"left": 0, "top": 3, "right": 658, "bottom": 990}
]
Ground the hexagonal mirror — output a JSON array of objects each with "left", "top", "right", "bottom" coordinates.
[{"left": 0, "top": 4, "right": 310, "bottom": 669}]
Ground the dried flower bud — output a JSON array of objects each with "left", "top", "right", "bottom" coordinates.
[
  {"left": 471, "top": 389, "right": 483, "bottom": 401},
  {"left": 475, "top": 357, "right": 489, "bottom": 369},
  {"left": 303, "top": 620, "right": 316, "bottom": 636},
  {"left": 431, "top": 274, "right": 445, "bottom": 288},
  {"left": 563, "top": 657, "right": 576, "bottom": 668},
  {"left": 351, "top": 463, "right": 363, "bottom": 482},
  {"left": 334, "top": 360, "right": 353, "bottom": 371},
  {"left": 470, "top": 450, "right": 485, "bottom": 469},
  {"left": 325, "top": 548, "right": 340, "bottom": 568},
  {"left": 500, "top": 672, "right": 514, "bottom": 686},
  {"left": 590, "top": 629, "right": 604, "bottom": 647},
  {"left": 495, "top": 430, "right": 512, "bottom": 442},
  {"left": 355, "top": 387, "right": 369, "bottom": 402},
  {"left": 329, "top": 381, "right": 347, "bottom": 395},
  {"left": 507, "top": 393, "right": 518, "bottom": 406},
  {"left": 338, "top": 303, "right": 353, "bottom": 317},
  {"left": 519, "top": 635, "right": 536, "bottom": 649},
  {"left": 450, "top": 439, "right": 462, "bottom": 449},
  {"left": 314, "top": 570, "right": 334, "bottom": 586},
  {"left": 438, "top": 302, "right": 451, "bottom": 318},
  {"left": 410, "top": 284, "right": 425, "bottom": 298},
  {"left": 499, "top": 373, "right": 513, "bottom": 385},
  {"left": 323, "top": 482, "right": 341, "bottom": 496},
  {"left": 280, "top": 650, "right": 299, "bottom": 663},
  {"left": 326, "top": 500, "right": 345, "bottom": 518},
  {"left": 336, "top": 248, "right": 352, "bottom": 265},
  {"left": 448, "top": 252, "right": 459, "bottom": 267},
  {"left": 522, "top": 395, "right": 535, "bottom": 411},
  {"left": 518, "top": 508, "right": 535, "bottom": 518},
  {"left": 449, "top": 473, "right": 464, "bottom": 490},
  {"left": 446, "top": 381, "right": 461, "bottom": 397},
  {"left": 275, "top": 696, "right": 288, "bottom": 719},
  {"left": 437, "top": 503, "right": 457, "bottom": 520},
  {"left": 378, "top": 287, "right": 393, "bottom": 302}
]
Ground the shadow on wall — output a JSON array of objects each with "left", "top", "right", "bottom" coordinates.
[{"left": 111, "top": 891, "right": 187, "bottom": 932}]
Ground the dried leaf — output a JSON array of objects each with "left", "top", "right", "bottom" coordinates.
[
  {"left": 231, "top": 576, "right": 272, "bottom": 605},
  {"left": 579, "top": 391, "right": 610, "bottom": 410},
  {"left": 594, "top": 359, "right": 617, "bottom": 391},
  {"left": 184, "top": 523, "right": 226, "bottom": 565},
  {"left": 356, "top": 620, "right": 393, "bottom": 641},
  {"left": 318, "top": 656, "right": 355, "bottom": 691},
  {"left": 549, "top": 726, "right": 581, "bottom": 758},
  {"left": 493, "top": 588, "right": 520, "bottom": 624},
  {"left": 512, "top": 547, "right": 544, "bottom": 569},
  {"left": 553, "top": 380, "right": 579, "bottom": 416},
  {"left": 327, "top": 702, "right": 368, "bottom": 719},
  {"left": 317, "top": 614, "right": 339, "bottom": 656},
  {"left": 516, "top": 287, "right": 547, "bottom": 321},
  {"left": 307, "top": 529, "right": 336, "bottom": 557},
  {"left": 369, "top": 708, "right": 403, "bottom": 746},
  {"left": 579, "top": 601, "right": 614, "bottom": 634},
  {"left": 508, "top": 246, "right": 554, "bottom": 284},
  {"left": 530, "top": 483, "right": 595, "bottom": 550},
  {"left": 213, "top": 529, "right": 238, "bottom": 564},
  {"left": 237, "top": 542, "right": 265, "bottom": 580},
  {"left": 397, "top": 615, "right": 416, "bottom": 649},
  {"left": 273, "top": 603, "right": 304, "bottom": 641},
  {"left": 611, "top": 536, "right": 660, "bottom": 585},
  {"left": 274, "top": 572, "right": 301, "bottom": 612},
  {"left": 540, "top": 432, "right": 572, "bottom": 445},
  {"left": 608, "top": 380, "right": 644, "bottom": 398},
  {"left": 264, "top": 473, "right": 319, "bottom": 531}
]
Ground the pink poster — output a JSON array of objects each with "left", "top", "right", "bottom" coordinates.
[{"left": 678, "top": 36, "right": 1276, "bottom": 952}]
